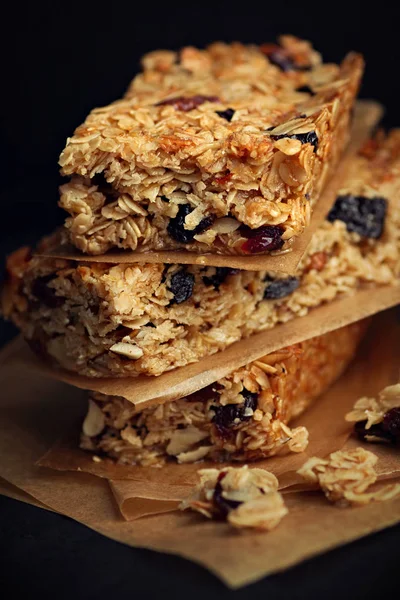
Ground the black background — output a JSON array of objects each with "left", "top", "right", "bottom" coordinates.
[{"left": 1, "top": 1, "right": 399, "bottom": 597}]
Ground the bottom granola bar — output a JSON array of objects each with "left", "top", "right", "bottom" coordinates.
[{"left": 81, "top": 321, "right": 367, "bottom": 465}]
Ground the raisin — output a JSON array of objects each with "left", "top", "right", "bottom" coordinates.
[
  {"left": 31, "top": 275, "right": 64, "bottom": 308},
  {"left": 202, "top": 267, "right": 239, "bottom": 290},
  {"left": 270, "top": 130, "right": 318, "bottom": 152},
  {"left": 260, "top": 44, "right": 311, "bottom": 72},
  {"left": 168, "top": 269, "right": 195, "bottom": 304},
  {"left": 327, "top": 195, "right": 387, "bottom": 238},
  {"left": 155, "top": 95, "right": 220, "bottom": 111},
  {"left": 216, "top": 108, "right": 235, "bottom": 122},
  {"left": 354, "top": 420, "right": 394, "bottom": 444},
  {"left": 264, "top": 276, "right": 300, "bottom": 300},
  {"left": 212, "top": 388, "right": 258, "bottom": 436},
  {"left": 186, "top": 383, "right": 223, "bottom": 403},
  {"left": 382, "top": 407, "right": 400, "bottom": 441},
  {"left": 213, "top": 473, "right": 242, "bottom": 517},
  {"left": 167, "top": 204, "right": 215, "bottom": 243},
  {"left": 296, "top": 85, "right": 316, "bottom": 95},
  {"left": 240, "top": 224, "right": 284, "bottom": 254}
]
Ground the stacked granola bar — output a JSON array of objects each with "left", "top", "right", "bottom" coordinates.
[{"left": 3, "top": 37, "right": 400, "bottom": 466}]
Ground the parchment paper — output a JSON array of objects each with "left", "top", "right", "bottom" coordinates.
[
  {"left": 8, "top": 284, "right": 400, "bottom": 412},
  {"left": 37, "top": 100, "right": 382, "bottom": 274},
  {"left": 36, "top": 311, "right": 400, "bottom": 519},
  {"left": 0, "top": 313, "right": 399, "bottom": 587}
]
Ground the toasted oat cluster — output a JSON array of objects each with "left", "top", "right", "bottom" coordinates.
[
  {"left": 180, "top": 466, "right": 288, "bottom": 530},
  {"left": 346, "top": 383, "right": 400, "bottom": 444},
  {"left": 58, "top": 37, "right": 363, "bottom": 255},
  {"left": 80, "top": 323, "right": 365, "bottom": 465},
  {"left": 297, "top": 448, "right": 400, "bottom": 506}
]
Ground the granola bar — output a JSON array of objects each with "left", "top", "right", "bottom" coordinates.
[
  {"left": 4, "top": 127, "right": 400, "bottom": 378},
  {"left": 58, "top": 37, "right": 363, "bottom": 255},
  {"left": 80, "top": 322, "right": 366, "bottom": 465}
]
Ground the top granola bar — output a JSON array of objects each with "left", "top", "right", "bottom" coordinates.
[{"left": 59, "top": 36, "right": 363, "bottom": 256}]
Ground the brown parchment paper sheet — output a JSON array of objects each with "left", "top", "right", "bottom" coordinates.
[
  {"left": 37, "top": 100, "right": 383, "bottom": 274},
  {"left": 36, "top": 310, "right": 400, "bottom": 520},
  {"left": 0, "top": 313, "right": 399, "bottom": 588},
  {"left": 8, "top": 284, "right": 400, "bottom": 413}
]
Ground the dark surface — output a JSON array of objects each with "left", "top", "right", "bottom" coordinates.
[{"left": 1, "top": 1, "right": 399, "bottom": 596}]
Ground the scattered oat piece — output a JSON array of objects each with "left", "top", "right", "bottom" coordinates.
[
  {"left": 297, "top": 447, "right": 400, "bottom": 507},
  {"left": 180, "top": 465, "right": 288, "bottom": 530},
  {"left": 345, "top": 383, "right": 400, "bottom": 444}
]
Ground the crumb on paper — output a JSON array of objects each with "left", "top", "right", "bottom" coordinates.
[
  {"left": 345, "top": 383, "right": 400, "bottom": 444},
  {"left": 297, "top": 447, "right": 400, "bottom": 507},
  {"left": 92, "top": 455, "right": 102, "bottom": 463},
  {"left": 180, "top": 465, "right": 288, "bottom": 531}
]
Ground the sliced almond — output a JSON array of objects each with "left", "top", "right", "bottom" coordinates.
[
  {"left": 109, "top": 342, "right": 144, "bottom": 359},
  {"left": 212, "top": 217, "right": 241, "bottom": 234},
  {"left": 82, "top": 399, "right": 105, "bottom": 437}
]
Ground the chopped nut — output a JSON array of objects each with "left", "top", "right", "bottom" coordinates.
[
  {"left": 166, "top": 426, "right": 210, "bottom": 456},
  {"left": 82, "top": 399, "right": 105, "bottom": 437},
  {"left": 109, "top": 342, "right": 144, "bottom": 359}
]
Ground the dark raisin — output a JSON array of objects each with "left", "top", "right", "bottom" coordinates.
[
  {"left": 31, "top": 275, "right": 64, "bottom": 308},
  {"left": 354, "top": 420, "right": 395, "bottom": 444},
  {"left": 296, "top": 85, "right": 316, "bottom": 95},
  {"left": 186, "top": 383, "right": 223, "bottom": 403},
  {"left": 263, "top": 276, "right": 300, "bottom": 300},
  {"left": 213, "top": 474, "right": 242, "bottom": 517},
  {"left": 216, "top": 108, "right": 235, "bottom": 122},
  {"left": 270, "top": 130, "right": 318, "bottom": 152},
  {"left": 168, "top": 269, "right": 195, "bottom": 304},
  {"left": 212, "top": 388, "right": 258, "bottom": 435},
  {"left": 202, "top": 267, "right": 240, "bottom": 290},
  {"left": 382, "top": 407, "right": 400, "bottom": 441},
  {"left": 240, "top": 224, "right": 284, "bottom": 254},
  {"left": 327, "top": 195, "right": 387, "bottom": 239},
  {"left": 167, "top": 204, "right": 215, "bottom": 243},
  {"left": 260, "top": 44, "right": 311, "bottom": 72},
  {"left": 155, "top": 95, "right": 220, "bottom": 111}
]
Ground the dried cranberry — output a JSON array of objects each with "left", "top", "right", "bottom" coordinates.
[
  {"left": 296, "top": 85, "right": 316, "bottom": 96},
  {"left": 240, "top": 224, "right": 284, "bottom": 254},
  {"left": 155, "top": 95, "right": 220, "bottom": 111},
  {"left": 213, "top": 474, "right": 242, "bottom": 517},
  {"left": 354, "top": 420, "right": 394, "bottom": 444},
  {"left": 270, "top": 130, "right": 318, "bottom": 152},
  {"left": 31, "top": 275, "right": 64, "bottom": 308},
  {"left": 216, "top": 108, "right": 235, "bottom": 122},
  {"left": 212, "top": 389, "right": 258, "bottom": 435},
  {"left": 263, "top": 276, "right": 300, "bottom": 300},
  {"left": 168, "top": 269, "right": 195, "bottom": 304},
  {"left": 382, "top": 407, "right": 400, "bottom": 441},
  {"left": 202, "top": 267, "right": 240, "bottom": 290},
  {"left": 327, "top": 195, "right": 387, "bottom": 239},
  {"left": 167, "top": 204, "right": 215, "bottom": 243}
]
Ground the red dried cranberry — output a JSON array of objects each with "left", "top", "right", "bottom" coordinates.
[
  {"left": 156, "top": 95, "right": 220, "bottom": 111},
  {"left": 31, "top": 275, "right": 64, "bottom": 308},
  {"left": 216, "top": 108, "right": 235, "bottom": 122},
  {"left": 240, "top": 225, "right": 284, "bottom": 254},
  {"left": 382, "top": 407, "right": 400, "bottom": 441},
  {"left": 327, "top": 195, "right": 387, "bottom": 239},
  {"left": 167, "top": 204, "right": 215, "bottom": 243},
  {"left": 202, "top": 267, "right": 240, "bottom": 290},
  {"left": 168, "top": 269, "right": 194, "bottom": 304}
]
